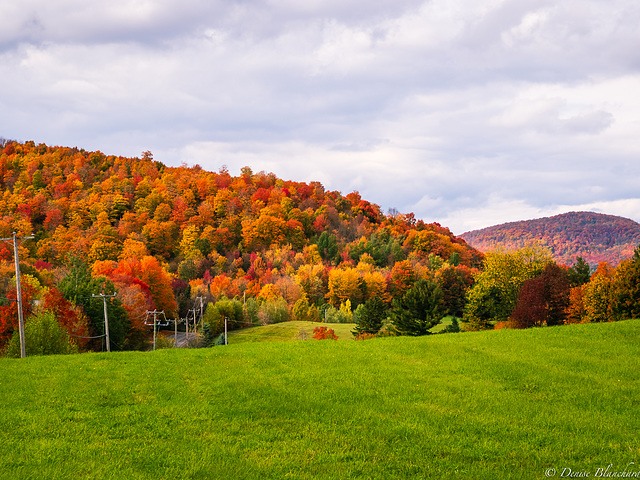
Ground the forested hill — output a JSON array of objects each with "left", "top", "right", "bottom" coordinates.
[
  {"left": 0, "top": 140, "right": 482, "bottom": 315},
  {"left": 460, "top": 211, "right": 640, "bottom": 267},
  {"left": 0, "top": 140, "right": 482, "bottom": 267}
]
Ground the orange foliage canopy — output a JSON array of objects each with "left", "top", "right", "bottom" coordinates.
[{"left": 92, "top": 256, "right": 177, "bottom": 317}]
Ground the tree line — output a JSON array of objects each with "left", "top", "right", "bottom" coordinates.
[{"left": 0, "top": 141, "right": 638, "bottom": 355}]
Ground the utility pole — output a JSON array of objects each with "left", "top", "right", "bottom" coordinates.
[
  {"left": 1, "top": 232, "right": 34, "bottom": 359},
  {"left": 174, "top": 317, "right": 178, "bottom": 348},
  {"left": 92, "top": 292, "right": 116, "bottom": 352},
  {"left": 144, "top": 310, "right": 166, "bottom": 351},
  {"left": 193, "top": 308, "right": 197, "bottom": 340},
  {"left": 185, "top": 310, "right": 191, "bottom": 345},
  {"left": 153, "top": 310, "right": 158, "bottom": 351},
  {"left": 197, "top": 296, "right": 204, "bottom": 332}
]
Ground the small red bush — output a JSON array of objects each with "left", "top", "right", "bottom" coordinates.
[{"left": 313, "top": 326, "right": 338, "bottom": 340}]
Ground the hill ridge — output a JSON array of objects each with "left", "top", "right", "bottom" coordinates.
[{"left": 461, "top": 211, "right": 640, "bottom": 267}]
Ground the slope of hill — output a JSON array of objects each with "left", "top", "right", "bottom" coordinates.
[
  {"left": 460, "top": 211, "right": 640, "bottom": 267},
  {"left": 1, "top": 320, "right": 638, "bottom": 479},
  {"left": 0, "top": 140, "right": 482, "bottom": 273},
  {"left": 0, "top": 140, "right": 483, "bottom": 351}
]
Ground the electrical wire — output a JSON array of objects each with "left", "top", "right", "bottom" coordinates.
[{"left": 67, "top": 333, "right": 107, "bottom": 339}]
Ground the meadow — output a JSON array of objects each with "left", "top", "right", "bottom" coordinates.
[
  {"left": 1, "top": 320, "right": 639, "bottom": 479},
  {"left": 227, "top": 320, "right": 358, "bottom": 343},
  {"left": 226, "top": 317, "right": 457, "bottom": 343}
]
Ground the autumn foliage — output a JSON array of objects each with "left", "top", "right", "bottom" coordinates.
[
  {"left": 312, "top": 326, "right": 338, "bottom": 340},
  {"left": 1, "top": 139, "right": 639, "bottom": 353},
  {"left": 461, "top": 211, "right": 640, "bottom": 267}
]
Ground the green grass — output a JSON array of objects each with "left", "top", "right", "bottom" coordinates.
[
  {"left": 429, "top": 315, "right": 457, "bottom": 333},
  {"left": 1, "top": 320, "right": 639, "bottom": 479},
  {"left": 228, "top": 321, "right": 357, "bottom": 343}
]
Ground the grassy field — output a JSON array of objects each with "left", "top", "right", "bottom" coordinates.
[
  {"left": 227, "top": 316, "right": 457, "bottom": 343},
  {"left": 1, "top": 320, "right": 639, "bottom": 479},
  {"left": 228, "top": 321, "right": 358, "bottom": 343}
]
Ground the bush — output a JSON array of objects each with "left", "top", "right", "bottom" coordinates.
[
  {"left": 4, "top": 311, "right": 78, "bottom": 358},
  {"left": 155, "top": 334, "right": 175, "bottom": 349},
  {"left": 313, "top": 326, "right": 338, "bottom": 340},
  {"left": 257, "top": 297, "right": 289, "bottom": 325},
  {"left": 322, "top": 305, "right": 351, "bottom": 323}
]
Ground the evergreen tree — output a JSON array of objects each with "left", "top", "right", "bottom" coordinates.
[
  {"left": 568, "top": 257, "right": 591, "bottom": 287},
  {"left": 58, "top": 257, "right": 130, "bottom": 351},
  {"left": 352, "top": 296, "right": 386, "bottom": 336},
  {"left": 391, "top": 280, "right": 444, "bottom": 336},
  {"left": 316, "top": 231, "right": 338, "bottom": 262}
]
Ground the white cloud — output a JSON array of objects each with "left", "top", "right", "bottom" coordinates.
[{"left": 1, "top": 0, "right": 640, "bottom": 236}]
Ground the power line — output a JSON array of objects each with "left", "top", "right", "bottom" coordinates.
[
  {"left": 144, "top": 310, "right": 168, "bottom": 351},
  {"left": 67, "top": 333, "right": 107, "bottom": 339}
]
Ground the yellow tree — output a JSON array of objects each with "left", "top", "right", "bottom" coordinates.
[
  {"left": 119, "top": 236, "right": 149, "bottom": 260},
  {"left": 295, "top": 264, "right": 327, "bottom": 304},
  {"left": 463, "top": 246, "right": 551, "bottom": 329},
  {"left": 242, "top": 214, "right": 287, "bottom": 251},
  {"left": 582, "top": 264, "right": 616, "bottom": 323},
  {"left": 327, "top": 267, "right": 364, "bottom": 307},
  {"left": 179, "top": 224, "right": 201, "bottom": 258}
]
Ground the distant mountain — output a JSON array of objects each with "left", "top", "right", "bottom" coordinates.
[{"left": 460, "top": 212, "right": 640, "bottom": 267}]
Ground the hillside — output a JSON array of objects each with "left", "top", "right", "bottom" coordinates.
[
  {"left": 1, "top": 320, "right": 638, "bottom": 479},
  {"left": 460, "top": 211, "right": 640, "bottom": 267},
  {"left": 0, "top": 140, "right": 481, "bottom": 270},
  {"left": 0, "top": 139, "right": 483, "bottom": 351}
]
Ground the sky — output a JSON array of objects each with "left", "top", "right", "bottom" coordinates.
[{"left": 1, "top": 0, "right": 639, "bottom": 235}]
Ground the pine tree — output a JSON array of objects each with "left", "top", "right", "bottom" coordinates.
[
  {"left": 353, "top": 296, "right": 386, "bottom": 336},
  {"left": 391, "top": 280, "right": 444, "bottom": 336}
]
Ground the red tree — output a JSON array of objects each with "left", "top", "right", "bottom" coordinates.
[
  {"left": 510, "top": 263, "right": 571, "bottom": 328},
  {"left": 42, "top": 287, "right": 90, "bottom": 349}
]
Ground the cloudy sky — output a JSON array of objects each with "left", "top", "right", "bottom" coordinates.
[{"left": 2, "top": 0, "right": 639, "bottom": 234}]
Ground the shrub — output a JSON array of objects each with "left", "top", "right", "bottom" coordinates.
[
  {"left": 312, "top": 326, "right": 338, "bottom": 340},
  {"left": 4, "top": 311, "right": 78, "bottom": 358},
  {"left": 155, "top": 334, "right": 175, "bottom": 349},
  {"left": 257, "top": 297, "right": 289, "bottom": 325}
]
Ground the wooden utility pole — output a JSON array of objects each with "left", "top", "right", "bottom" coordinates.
[
  {"left": 92, "top": 292, "right": 116, "bottom": 352},
  {"left": 1, "top": 232, "right": 34, "bottom": 358},
  {"left": 144, "top": 310, "right": 166, "bottom": 351}
]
